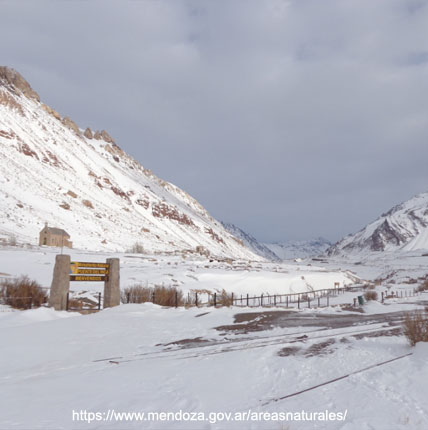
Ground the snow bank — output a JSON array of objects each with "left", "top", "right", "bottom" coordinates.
[{"left": 0, "top": 306, "right": 79, "bottom": 328}]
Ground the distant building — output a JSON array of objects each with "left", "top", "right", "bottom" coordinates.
[{"left": 39, "top": 223, "right": 72, "bottom": 248}]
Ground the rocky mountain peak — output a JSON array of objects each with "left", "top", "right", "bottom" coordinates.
[
  {"left": 0, "top": 66, "right": 40, "bottom": 102},
  {"left": 327, "top": 192, "right": 428, "bottom": 255}
]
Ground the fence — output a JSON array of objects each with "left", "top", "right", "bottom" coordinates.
[
  {"left": 1, "top": 282, "right": 424, "bottom": 312},
  {"left": 123, "top": 284, "right": 371, "bottom": 309},
  {"left": 65, "top": 291, "right": 103, "bottom": 312},
  {"left": 231, "top": 285, "right": 365, "bottom": 309},
  {"left": 0, "top": 284, "right": 103, "bottom": 312}
]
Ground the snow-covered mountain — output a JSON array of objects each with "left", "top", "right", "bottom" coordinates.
[
  {"left": 0, "top": 66, "right": 260, "bottom": 259},
  {"left": 264, "top": 238, "right": 332, "bottom": 260},
  {"left": 327, "top": 192, "right": 428, "bottom": 255},
  {"left": 220, "top": 222, "right": 281, "bottom": 261}
]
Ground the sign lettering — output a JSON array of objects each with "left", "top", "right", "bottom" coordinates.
[
  {"left": 69, "top": 275, "right": 108, "bottom": 282},
  {"left": 74, "top": 268, "right": 108, "bottom": 275},
  {"left": 71, "top": 261, "right": 110, "bottom": 269}
]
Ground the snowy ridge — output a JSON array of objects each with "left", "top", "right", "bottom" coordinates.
[
  {"left": 0, "top": 66, "right": 259, "bottom": 259},
  {"left": 221, "top": 222, "right": 281, "bottom": 261},
  {"left": 264, "top": 238, "right": 332, "bottom": 260},
  {"left": 328, "top": 192, "right": 428, "bottom": 255}
]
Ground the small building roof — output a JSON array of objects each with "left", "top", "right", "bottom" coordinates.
[{"left": 43, "top": 226, "right": 70, "bottom": 237}]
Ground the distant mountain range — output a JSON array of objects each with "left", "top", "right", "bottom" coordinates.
[
  {"left": 221, "top": 222, "right": 331, "bottom": 261},
  {"left": 0, "top": 66, "right": 259, "bottom": 259},
  {"left": 264, "top": 238, "right": 332, "bottom": 260},
  {"left": 327, "top": 192, "right": 428, "bottom": 255}
]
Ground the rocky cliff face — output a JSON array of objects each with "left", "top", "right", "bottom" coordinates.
[
  {"left": 0, "top": 66, "right": 260, "bottom": 259},
  {"left": 327, "top": 193, "right": 428, "bottom": 255}
]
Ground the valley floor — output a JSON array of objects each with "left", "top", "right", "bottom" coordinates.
[{"left": 1, "top": 246, "right": 428, "bottom": 429}]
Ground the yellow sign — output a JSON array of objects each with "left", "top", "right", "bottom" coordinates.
[
  {"left": 71, "top": 261, "right": 110, "bottom": 269},
  {"left": 74, "top": 268, "right": 108, "bottom": 275},
  {"left": 70, "top": 275, "right": 108, "bottom": 282},
  {"left": 69, "top": 261, "right": 110, "bottom": 281}
]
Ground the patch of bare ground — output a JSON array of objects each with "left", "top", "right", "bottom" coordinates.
[
  {"left": 277, "top": 346, "right": 301, "bottom": 357},
  {"left": 277, "top": 339, "right": 337, "bottom": 358},
  {"left": 304, "top": 339, "right": 336, "bottom": 357},
  {"left": 216, "top": 310, "right": 298, "bottom": 334},
  {"left": 158, "top": 337, "right": 212, "bottom": 348},
  {"left": 351, "top": 327, "right": 402, "bottom": 340}
]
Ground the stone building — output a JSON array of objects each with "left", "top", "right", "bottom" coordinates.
[{"left": 39, "top": 223, "right": 72, "bottom": 248}]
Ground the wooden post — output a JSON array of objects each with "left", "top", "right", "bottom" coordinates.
[
  {"left": 98, "top": 292, "right": 101, "bottom": 310},
  {"left": 327, "top": 294, "right": 329, "bottom": 307},
  {"left": 246, "top": 293, "right": 249, "bottom": 307},
  {"left": 318, "top": 296, "right": 320, "bottom": 307},
  {"left": 308, "top": 297, "right": 310, "bottom": 308},
  {"left": 103, "top": 258, "right": 120, "bottom": 308},
  {"left": 49, "top": 254, "right": 70, "bottom": 310},
  {"left": 274, "top": 295, "right": 276, "bottom": 306},
  {"left": 66, "top": 292, "right": 69, "bottom": 311},
  {"left": 195, "top": 292, "right": 198, "bottom": 307},
  {"left": 261, "top": 294, "right": 263, "bottom": 307},
  {"left": 152, "top": 291, "right": 155, "bottom": 304},
  {"left": 214, "top": 292, "right": 217, "bottom": 307},
  {"left": 231, "top": 292, "right": 234, "bottom": 306},
  {"left": 175, "top": 290, "right": 178, "bottom": 308},
  {"left": 298, "top": 296, "right": 300, "bottom": 309},
  {"left": 286, "top": 295, "right": 289, "bottom": 308}
]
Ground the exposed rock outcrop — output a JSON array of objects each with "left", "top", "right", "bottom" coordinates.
[
  {"left": 0, "top": 66, "right": 40, "bottom": 102},
  {"left": 42, "top": 103, "right": 61, "bottom": 121},
  {"left": 94, "top": 129, "right": 114, "bottom": 143},
  {"left": 62, "top": 117, "right": 81, "bottom": 136},
  {"left": 84, "top": 127, "right": 93, "bottom": 139}
]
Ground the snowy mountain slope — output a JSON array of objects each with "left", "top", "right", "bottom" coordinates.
[
  {"left": 0, "top": 66, "right": 259, "bottom": 259},
  {"left": 264, "top": 238, "right": 332, "bottom": 260},
  {"left": 327, "top": 192, "right": 428, "bottom": 255},
  {"left": 220, "top": 222, "right": 281, "bottom": 261}
]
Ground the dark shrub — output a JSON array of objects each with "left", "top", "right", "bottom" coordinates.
[
  {"left": 364, "top": 291, "right": 378, "bottom": 301},
  {"left": 122, "top": 284, "right": 183, "bottom": 307},
  {"left": 403, "top": 311, "right": 428, "bottom": 346},
  {"left": 0, "top": 276, "right": 47, "bottom": 309}
]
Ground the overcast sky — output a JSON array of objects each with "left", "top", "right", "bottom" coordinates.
[{"left": 2, "top": 0, "right": 428, "bottom": 243}]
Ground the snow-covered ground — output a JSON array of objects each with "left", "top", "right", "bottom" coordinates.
[
  {"left": 1, "top": 246, "right": 428, "bottom": 429},
  {"left": 1, "top": 298, "right": 428, "bottom": 429}
]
